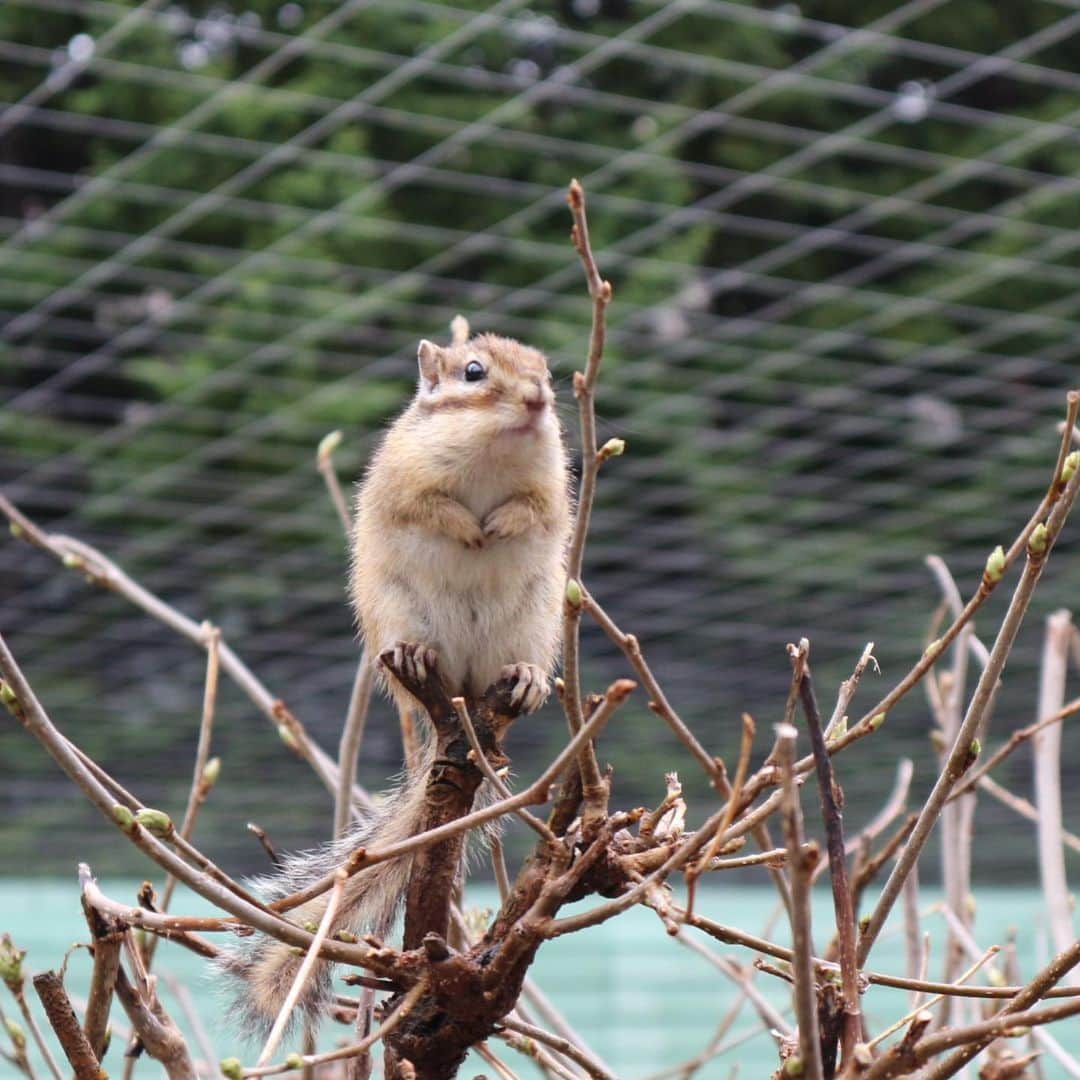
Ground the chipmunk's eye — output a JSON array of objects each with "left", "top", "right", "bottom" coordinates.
[{"left": 464, "top": 360, "right": 486, "bottom": 382}]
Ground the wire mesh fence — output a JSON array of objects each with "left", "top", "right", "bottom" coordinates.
[{"left": 1, "top": 0, "right": 1078, "bottom": 878}]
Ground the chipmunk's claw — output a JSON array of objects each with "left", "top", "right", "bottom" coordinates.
[
  {"left": 382, "top": 642, "right": 447, "bottom": 715},
  {"left": 499, "top": 662, "right": 549, "bottom": 715}
]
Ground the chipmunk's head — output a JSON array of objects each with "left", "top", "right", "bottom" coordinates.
[{"left": 414, "top": 333, "right": 558, "bottom": 445}]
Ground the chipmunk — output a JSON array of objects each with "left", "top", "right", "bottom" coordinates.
[{"left": 222, "top": 319, "right": 571, "bottom": 1035}]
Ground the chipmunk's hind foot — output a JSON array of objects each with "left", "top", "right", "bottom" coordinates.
[{"left": 499, "top": 662, "right": 550, "bottom": 715}]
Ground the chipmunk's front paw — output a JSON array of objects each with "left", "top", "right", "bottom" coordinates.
[
  {"left": 458, "top": 518, "right": 486, "bottom": 550},
  {"left": 483, "top": 501, "right": 532, "bottom": 542},
  {"left": 499, "top": 662, "right": 550, "bottom": 715}
]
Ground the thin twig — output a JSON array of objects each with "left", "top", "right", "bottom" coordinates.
[
  {"left": 111, "top": 964, "right": 196, "bottom": 1080},
  {"left": 477, "top": 1041, "right": 521, "bottom": 1080},
  {"left": 1031, "top": 610, "right": 1076, "bottom": 983},
  {"left": 949, "top": 693, "right": 1080, "bottom": 801},
  {"left": 865, "top": 997, "right": 1080, "bottom": 1079},
  {"left": 4, "top": 970, "right": 63, "bottom": 1080},
  {"left": 857, "top": 441, "right": 1080, "bottom": 967},
  {"left": 672, "top": 929, "right": 791, "bottom": 1038},
  {"left": 922, "top": 937, "right": 1080, "bottom": 1079},
  {"left": 316, "top": 430, "right": 352, "bottom": 536},
  {"left": 976, "top": 775, "right": 1080, "bottom": 853},
  {"left": 686, "top": 712, "right": 754, "bottom": 910},
  {"left": 452, "top": 697, "right": 555, "bottom": 841},
  {"left": 242, "top": 978, "right": 429, "bottom": 1078},
  {"left": 581, "top": 589, "right": 721, "bottom": 786},
  {"left": 866, "top": 946, "right": 1000, "bottom": 1050},
  {"left": 561, "top": 179, "right": 612, "bottom": 823},
  {"left": 256, "top": 868, "right": 348, "bottom": 1066},
  {"left": 0, "top": 493, "right": 357, "bottom": 805},
  {"left": 336, "top": 653, "right": 375, "bottom": 839},
  {"left": 846, "top": 391, "right": 1080, "bottom": 748},
  {"left": 154, "top": 624, "right": 222, "bottom": 951},
  {"left": 776, "top": 718, "right": 823, "bottom": 1080},
  {"left": 826, "top": 641, "right": 878, "bottom": 737},
  {"left": 498, "top": 1016, "right": 616, "bottom": 1080},
  {"left": 793, "top": 641, "right": 861, "bottom": 1066}
]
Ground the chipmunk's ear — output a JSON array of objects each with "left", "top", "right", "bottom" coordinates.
[{"left": 417, "top": 339, "right": 441, "bottom": 390}]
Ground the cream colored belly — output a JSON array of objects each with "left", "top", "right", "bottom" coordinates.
[{"left": 354, "top": 525, "right": 563, "bottom": 696}]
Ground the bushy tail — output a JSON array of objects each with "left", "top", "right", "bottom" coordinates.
[{"left": 219, "top": 739, "right": 435, "bottom": 1038}]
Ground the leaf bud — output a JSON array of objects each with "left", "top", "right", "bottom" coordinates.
[
  {"left": 112, "top": 804, "right": 135, "bottom": 829},
  {"left": 285, "top": 1053, "right": 304, "bottom": 1069},
  {"left": 134, "top": 808, "right": 174, "bottom": 837},
  {"left": 598, "top": 437, "right": 626, "bottom": 462},
  {"left": 783, "top": 1057, "right": 804, "bottom": 1076},
  {"left": 1028, "top": 522, "right": 1049, "bottom": 556},
  {"left": 565, "top": 578, "right": 583, "bottom": 609},
  {"left": 0, "top": 934, "right": 25, "bottom": 993},
  {"left": 220, "top": 1058, "right": 243, "bottom": 1079},
  {"left": 202, "top": 757, "right": 221, "bottom": 787},
  {"left": 869, "top": 712, "right": 886, "bottom": 731},
  {"left": 1063, "top": 450, "right": 1079, "bottom": 485},
  {"left": 317, "top": 430, "right": 343, "bottom": 463},
  {"left": 984, "top": 544, "right": 1006, "bottom": 585},
  {"left": 277, "top": 724, "right": 297, "bottom": 749},
  {"left": 0, "top": 681, "right": 16, "bottom": 709},
  {"left": 9, "top": 523, "right": 24, "bottom": 539},
  {"left": 4, "top": 1019, "right": 26, "bottom": 1052}
]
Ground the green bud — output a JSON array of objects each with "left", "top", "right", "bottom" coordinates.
[
  {"left": 62, "top": 552, "right": 83, "bottom": 570},
  {"left": 988, "top": 968, "right": 1005, "bottom": 987},
  {"left": 220, "top": 1058, "right": 243, "bottom": 1080},
  {"left": 4, "top": 1018, "right": 26, "bottom": 1052},
  {"left": 303, "top": 921, "right": 319, "bottom": 934},
  {"left": 1063, "top": 450, "right": 1079, "bottom": 485},
  {"left": 970, "top": 738, "right": 981, "bottom": 757},
  {"left": 1028, "top": 522, "right": 1049, "bottom": 556},
  {"left": 112, "top": 804, "right": 135, "bottom": 829},
  {"left": 984, "top": 544, "right": 1006, "bottom": 585},
  {"left": 285, "top": 1053, "right": 304, "bottom": 1069},
  {"left": 833, "top": 715, "right": 848, "bottom": 738},
  {"left": 598, "top": 437, "right": 626, "bottom": 461},
  {"left": 859, "top": 915, "right": 871, "bottom": 933},
  {"left": 277, "top": 724, "right": 297, "bottom": 750},
  {"left": 317, "top": 430, "right": 343, "bottom": 462},
  {"left": 783, "top": 1057, "right": 804, "bottom": 1076},
  {"left": 335, "top": 930, "right": 358, "bottom": 944},
  {"left": 869, "top": 712, "right": 886, "bottom": 731},
  {"left": 134, "top": 808, "right": 173, "bottom": 837},
  {"left": 565, "top": 578, "right": 583, "bottom": 609},
  {"left": 0, "top": 934, "right": 25, "bottom": 992},
  {"left": 202, "top": 757, "right": 221, "bottom": 787},
  {"left": 1004, "top": 1026, "right": 1031, "bottom": 1038},
  {"left": 0, "top": 681, "right": 16, "bottom": 709},
  {"left": 9, "top": 522, "right": 24, "bottom": 539},
  {"left": 924, "top": 638, "right": 942, "bottom": 659}
]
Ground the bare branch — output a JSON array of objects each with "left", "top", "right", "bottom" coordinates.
[
  {"left": 336, "top": 653, "right": 375, "bottom": 839},
  {"left": 776, "top": 719, "right": 823, "bottom": 1080},
  {"left": 857, "top": 443, "right": 1080, "bottom": 967},
  {"left": 31, "top": 972, "right": 104, "bottom": 1080}
]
